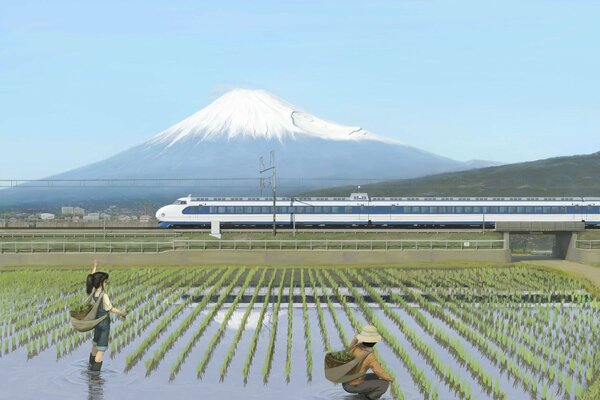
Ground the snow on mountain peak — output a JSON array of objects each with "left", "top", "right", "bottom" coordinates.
[{"left": 149, "top": 89, "right": 400, "bottom": 147}]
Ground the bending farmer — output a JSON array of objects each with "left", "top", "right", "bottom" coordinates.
[
  {"left": 87, "top": 259, "right": 127, "bottom": 371},
  {"left": 342, "top": 325, "right": 393, "bottom": 400}
]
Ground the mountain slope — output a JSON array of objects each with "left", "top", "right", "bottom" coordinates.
[
  {"left": 305, "top": 151, "right": 600, "bottom": 197},
  {"left": 0, "top": 89, "right": 499, "bottom": 209}
]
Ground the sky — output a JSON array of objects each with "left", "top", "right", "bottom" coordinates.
[{"left": 0, "top": 0, "right": 599, "bottom": 180}]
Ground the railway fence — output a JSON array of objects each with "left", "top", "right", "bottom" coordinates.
[
  {"left": 0, "top": 239, "right": 506, "bottom": 254},
  {"left": 575, "top": 239, "right": 600, "bottom": 250}
]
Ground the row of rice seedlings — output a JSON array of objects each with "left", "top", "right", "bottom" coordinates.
[
  {"left": 195, "top": 268, "right": 258, "bottom": 378},
  {"left": 389, "top": 269, "right": 547, "bottom": 396},
  {"left": 300, "top": 269, "right": 313, "bottom": 382},
  {"left": 219, "top": 269, "right": 269, "bottom": 381},
  {"left": 142, "top": 268, "right": 231, "bottom": 376},
  {"left": 306, "top": 269, "right": 331, "bottom": 352},
  {"left": 125, "top": 270, "right": 209, "bottom": 371},
  {"left": 284, "top": 270, "right": 294, "bottom": 383},
  {"left": 379, "top": 269, "right": 516, "bottom": 396},
  {"left": 310, "top": 269, "right": 348, "bottom": 346},
  {"left": 260, "top": 269, "right": 287, "bottom": 384},
  {"left": 357, "top": 269, "right": 504, "bottom": 399},
  {"left": 316, "top": 269, "right": 406, "bottom": 400},
  {"left": 398, "top": 268, "right": 593, "bottom": 396},
  {"left": 111, "top": 280, "right": 185, "bottom": 357},
  {"left": 241, "top": 271, "right": 278, "bottom": 384},
  {"left": 110, "top": 269, "right": 189, "bottom": 355},
  {"left": 428, "top": 276, "right": 591, "bottom": 375},
  {"left": 110, "top": 269, "right": 180, "bottom": 336},
  {"left": 166, "top": 268, "right": 244, "bottom": 380}
]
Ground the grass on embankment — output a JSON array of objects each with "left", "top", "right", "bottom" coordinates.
[{"left": 0, "top": 230, "right": 503, "bottom": 242}]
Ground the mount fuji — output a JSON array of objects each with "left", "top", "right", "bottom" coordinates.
[{"left": 0, "top": 89, "right": 498, "bottom": 209}]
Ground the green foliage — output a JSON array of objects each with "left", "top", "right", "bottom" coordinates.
[{"left": 305, "top": 151, "right": 600, "bottom": 197}]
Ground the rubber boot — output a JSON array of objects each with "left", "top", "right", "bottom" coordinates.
[
  {"left": 89, "top": 353, "right": 95, "bottom": 365},
  {"left": 90, "top": 360, "right": 103, "bottom": 372}
]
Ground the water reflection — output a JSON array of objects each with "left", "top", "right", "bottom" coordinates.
[{"left": 84, "top": 369, "right": 105, "bottom": 400}]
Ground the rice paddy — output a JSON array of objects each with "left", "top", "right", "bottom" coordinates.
[{"left": 0, "top": 265, "right": 598, "bottom": 400}]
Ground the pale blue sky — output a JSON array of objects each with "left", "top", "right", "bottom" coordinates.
[{"left": 1, "top": 0, "right": 599, "bottom": 180}]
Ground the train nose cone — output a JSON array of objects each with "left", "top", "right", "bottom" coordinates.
[{"left": 156, "top": 207, "right": 166, "bottom": 220}]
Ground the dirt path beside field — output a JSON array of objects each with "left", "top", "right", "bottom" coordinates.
[{"left": 521, "top": 259, "right": 600, "bottom": 290}]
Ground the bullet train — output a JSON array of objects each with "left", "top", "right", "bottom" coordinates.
[{"left": 155, "top": 193, "right": 600, "bottom": 228}]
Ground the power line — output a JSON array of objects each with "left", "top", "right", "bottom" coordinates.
[{"left": 0, "top": 177, "right": 390, "bottom": 188}]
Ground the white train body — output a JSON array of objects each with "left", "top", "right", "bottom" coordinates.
[{"left": 156, "top": 193, "right": 600, "bottom": 228}]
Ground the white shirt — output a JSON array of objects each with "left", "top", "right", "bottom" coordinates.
[{"left": 93, "top": 289, "right": 113, "bottom": 311}]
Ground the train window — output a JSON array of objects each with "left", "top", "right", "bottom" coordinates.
[
  {"left": 526, "top": 206, "right": 533, "bottom": 213},
  {"left": 209, "top": 206, "right": 216, "bottom": 214},
  {"left": 345, "top": 206, "right": 353, "bottom": 213},
  {"left": 235, "top": 207, "right": 243, "bottom": 213},
  {"left": 261, "top": 207, "right": 270, "bottom": 214},
  {"left": 508, "top": 207, "right": 516, "bottom": 213},
  {"left": 535, "top": 207, "right": 543, "bottom": 214},
  {"left": 419, "top": 207, "right": 428, "bottom": 214},
  {"left": 438, "top": 206, "right": 446, "bottom": 213},
  {"left": 412, "top": 206, "right": 420, "bottom": 213},
  {"left": 323, "top": 206, "right": 331, "bottom": 213},
  {"left": 252, "top": 207, "right": 261, "bottom": 213},
  {"left": 429, "top": 207, "right": 438, "bottom": 213},
  {"left": 464, "top": 206, "right": 472, "bottom": 213},
  {"left": 498, "top": 207, "right": 506, "bottom": 213},
  {"left": 517, "top": 207, "right": 525, "bottom": 213},
  {"left": 331, "top": 206, "right": 340, "bottom": 213},
  {"left": 473, "top": 207, "right": 481, "bottom": 213},
  {"left": 455, "top": 207, "right": 463, "bottom": 213},
  {"left": 226, "top": 207, "right": 234, "bottom": 214},
  {"left": 314, "top": 206, "right": 322, "bottom": 213},
  {"left": 560, "top": 207, "right": 567, "bottom": 213},
  {"left": 218, "top": 206, "right": 226, "bottom": 214}
]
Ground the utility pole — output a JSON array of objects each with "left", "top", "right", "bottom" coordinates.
[{"left": 260, "top": 150, "right": 277, "bottom": 236}]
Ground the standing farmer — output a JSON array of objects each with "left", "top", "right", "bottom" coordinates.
[
  {"left": 342, "top": 325, "right": 393, "bottom": 400},
  {"left": 87, "top": 259, "right": 127, "bottom": 371}
]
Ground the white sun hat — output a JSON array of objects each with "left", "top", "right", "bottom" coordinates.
[{"left": 356, "top": 325, "right": 382, "bottom": 343}]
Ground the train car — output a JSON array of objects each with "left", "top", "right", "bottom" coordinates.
[{"left": 156, "top": 193, "right": 600, "bottom": 228}]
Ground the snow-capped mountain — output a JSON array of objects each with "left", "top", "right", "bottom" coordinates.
[
  {"left": 149, "top": 89, "right": 397, "bottom": 145},
  {"left": 0, "top": 89, "right": 499, "bottom": 208}
]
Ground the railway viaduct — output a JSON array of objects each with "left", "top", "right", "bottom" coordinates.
[{"left": 495, "top": 221, "right": 598, "bottom": 263}]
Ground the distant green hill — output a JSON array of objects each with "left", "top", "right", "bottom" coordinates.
[{"left": 304, "top": 151, "right": 600, "bottom": 197}]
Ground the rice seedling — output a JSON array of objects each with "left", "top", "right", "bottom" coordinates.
[
  {"left": 241, "top": 272, "right": 277, "bottom": 384},
  {"left": 300, "top": 269, "right": 312, "bottom": 382},
  {"left": 284, "top": 269, "right": 294, "bottom": 383},
  {"left": 219, "top": 269, "right": 268, "bottom": 382},
  {"left": 261, "top": 269, "right": 287, "bottom": 384},
  {"left": 195, "top": 268, "right": 257, "bottom": 378}
]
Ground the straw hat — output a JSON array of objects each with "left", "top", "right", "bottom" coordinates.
[{"left": 356, "top": 325, "right": 382, "bottom": 343}]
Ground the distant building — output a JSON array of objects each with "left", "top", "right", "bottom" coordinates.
[
  {"left": 61, "top": 206, "right": 74, "bottom": 216},
  {"left": 73, "top": 207, "right": 85, "bottom": 217},
  {"left": 139, "top": 215, "right": 152, "bottom": 223},
  {"left": 83, "top": 213, "right": 100, "bottom": 221},
  {"left": 100, "top": 213, "right": 111, "bottom": 220},
  {"left": 118, "top": 215, "right": 131, "bottom": 222},
  {"left": 39, "top": 213, "right": 55, "bottom": 220}
]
